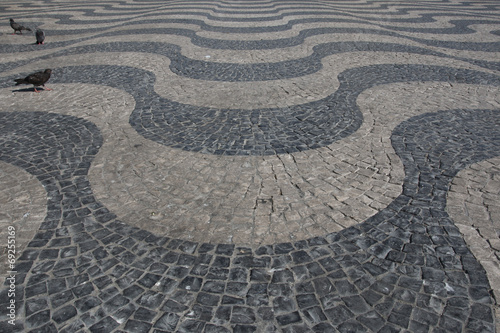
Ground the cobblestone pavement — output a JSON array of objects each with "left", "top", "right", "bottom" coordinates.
[{"left": 0, "top": 0, "right": 499, "bottom": 332}]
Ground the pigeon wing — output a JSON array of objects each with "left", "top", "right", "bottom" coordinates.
[
  {"left": 11, "top": 21, "right": 21, "bottom": 30},
  {"left": 25, "top": 72, "right": 46, "bottom": 86}
]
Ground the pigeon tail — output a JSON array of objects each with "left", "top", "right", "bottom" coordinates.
[{"left": 14, "top": 79, "right": 27, "bottom": 86}]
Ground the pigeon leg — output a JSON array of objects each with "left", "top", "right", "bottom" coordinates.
[
  {"left": 43, "top": 85, "right": 52, "bottom": 91},
  {"left": 33, "top": 87, "right": 39, "bottom": 93}
]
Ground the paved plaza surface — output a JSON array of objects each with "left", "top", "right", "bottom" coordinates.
[{"left": 0, "top": 0, "right": 500, "bottom": 332}]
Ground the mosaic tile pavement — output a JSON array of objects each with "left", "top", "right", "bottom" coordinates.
[{"left": 0, "top": 0, "right": 500, "bottom": 332}]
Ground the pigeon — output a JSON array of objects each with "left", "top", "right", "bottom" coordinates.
[
  {"left": 36, "top": 29, "right": 45, "bottom": 44},
  {"left": 10, "top": 18, "right": 32, "bottom": 34},
  {"left": 14, "top": 69, "right": 52, "bottom": 93}
]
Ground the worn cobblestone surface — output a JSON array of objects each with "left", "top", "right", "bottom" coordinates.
[{"left": 0, "top": 1, "right": 500, "bottom": 332}]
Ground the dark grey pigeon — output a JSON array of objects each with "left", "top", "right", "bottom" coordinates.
[
  {"left": 14, "top": 69, "right": 52, "bottom": 93},
  {"left": 36, "top": 29, "right": 45, "bottom": 44},
  {"left": 10, "top": 18, "right": 32, "bottom": 34}
]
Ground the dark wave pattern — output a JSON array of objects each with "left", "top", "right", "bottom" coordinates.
[
  {"left": 4, "top": 15, "right": 498, "bottom": 38},
  {"left": 0, "top": 109, "right": 499, "bottom": 332},
  {"left": 2, "top": 0, "right": 500, "bottom": 332},
  {"left": 132, "top": 64, "right": 499, "bottom": 155},
  {"left": 2, "top": 25, "right": 500, "bottom": 81},
  {"left": 3, "top": 17, "right": 500, "bottom": 53},
  {"left": 2, "top": 63, "right": 497, "bottom": 156},
  {"left": 2, "top": 1, "right": 500, "bottom": 54},
  {"left": 7, "top": 4, "right": 500, "bottom": 24},
  {"left": 2, "top": 38, "right": 500, "bottom": 83}
]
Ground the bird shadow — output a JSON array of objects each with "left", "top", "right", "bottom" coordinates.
[{"left": 12, "top": 88, "right": 49, "bottom": 93}]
